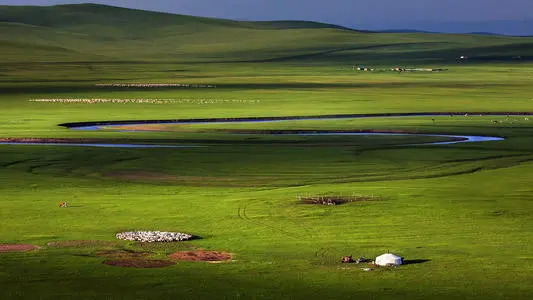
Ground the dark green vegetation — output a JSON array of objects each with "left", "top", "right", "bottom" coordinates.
[{"left": 1, "top": 3, "right": 533, "bottom": 300}]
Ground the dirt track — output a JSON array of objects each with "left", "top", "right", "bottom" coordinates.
[{"left": 0, "top": 244, "right": 39, "bottom": 252}]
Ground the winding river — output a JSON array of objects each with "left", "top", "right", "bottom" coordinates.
[{"left": 2, "top": 112, "right": 530, "bottom": 148}]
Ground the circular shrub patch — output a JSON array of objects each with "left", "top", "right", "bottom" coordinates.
[{"left": 168, "top": 250, "right": 232, "bottom": 262}]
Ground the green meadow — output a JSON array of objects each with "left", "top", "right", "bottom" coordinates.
[{"left": 1, "top": 4, "right": 533, "bottom": 300}]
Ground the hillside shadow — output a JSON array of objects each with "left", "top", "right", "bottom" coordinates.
[
  {"left": 237, "top": 42, "right": 445, "bottom": 63},
  {"left": 206, "top": 41, "right": 533, "bottom": 65}
]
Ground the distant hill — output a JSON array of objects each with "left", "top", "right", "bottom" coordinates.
[
  {"left": 1, "top": 3, "right": 533, "bottom": 64},
  {"left": 378, "top": 29, "right": 437, "bottom": 34},
  {"left": 372, "top": 19, "right": 533, "bottom": 37},
  {"left": 378, "top": 29, "right": 507, "bottom": 36},
  {"left": 0, "top": 4, "right": 353, "bottom": 31},
  {"left": 468, "top": 32, "right": 506, "bottom": 36}
]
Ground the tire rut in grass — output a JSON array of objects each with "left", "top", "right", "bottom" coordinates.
[
  {"left": 47, "top": 240, "right": 118, "bottom": 248},
  {"left": 1, "top": 158, "right": 36, "bottom": 168},
  {"left": 110, "top": 156, "right": 142, "bottom": 164},
  {"left": 26, "top": 161, "right": 63, "bottom": 174},
  {"left": 443, "top": 153, "right": 529, "bottom": 163},
  {"left": 237, "top": 199, "right": 301, "bottom": 240},
  {"left": 331, "top": 155, "right": 533, "bottom": 184}
]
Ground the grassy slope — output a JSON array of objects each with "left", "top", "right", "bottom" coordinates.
[
  {"left": 0, "top": 4, "right": 533, "bottom": 300},
  {"left": 1, "top": 4, "right": 533, "bottom": 63}
]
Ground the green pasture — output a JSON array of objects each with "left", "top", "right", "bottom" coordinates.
[{"left": 1, "top": 3, "right": 533, "bottom": 300}]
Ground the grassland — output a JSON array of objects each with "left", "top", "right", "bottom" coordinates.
[
  {"left": 2, "top": 3, "right": 533, "bottom": 64},
  {"left": 1, "top": 3, "right": 533, "bottom": 300}
]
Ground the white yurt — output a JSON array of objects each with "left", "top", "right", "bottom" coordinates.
[{"left": 375, "top": 253, "right": 403, "bottom": 266}]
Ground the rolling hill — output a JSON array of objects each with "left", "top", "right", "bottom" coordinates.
[
  {"left": 374, "top": 19, "right": 533, "bottom": 37},
  {"left": 0, "top": 3, "right": 532, "bottom": 64}
]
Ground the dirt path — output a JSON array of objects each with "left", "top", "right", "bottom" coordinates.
[{"left": 0, "top": 244, "right": 39, "bottom": 252}]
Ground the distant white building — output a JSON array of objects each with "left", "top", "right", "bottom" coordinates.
[{"left": 375, "top": 253, "right": 403, "bottom": 266}]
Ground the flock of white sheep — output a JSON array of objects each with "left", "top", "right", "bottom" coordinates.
[
  {"left": 95, "top": 83, "right": 216, "bottom": 88},
  {"left": 29, "top": 98, "right": 260, "bottom": 104}
]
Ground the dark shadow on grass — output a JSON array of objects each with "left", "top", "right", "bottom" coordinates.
[
  {"left": 403, "top": 259, "right": 431, "bottom": 265},
  {"left": 181, "top": 235, "right": 203, "bottom": 241},
  {"left": 233, "top": 42, "right": 445, "bottom": 63},
  {"left": 71, "top": 254, "right": 93, "bottom": 257},
  {"left": 59, "top": 112, "right": 533, "bottom": 129},
  {"left": 2, "top": 81, "right": 518, "bottom": 95},
  {"left": 212, "top": 82, "right": 526, "bottom": 90},
  {"left": 160, "top": 69, "right": 190, "bottom": 72},
  {"left": 0, "top": 78, "right": 116, "bottom": 84}
]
